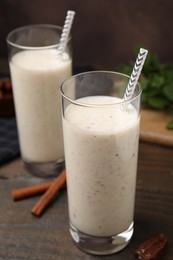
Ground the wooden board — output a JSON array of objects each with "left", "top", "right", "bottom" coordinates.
[{"left": 140, "top": 108, "right": 173, "bottom": 146}]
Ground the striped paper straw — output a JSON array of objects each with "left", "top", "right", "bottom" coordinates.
[
  {"left": 123, "top": 48, "right": 148, "bottom": 101},
  {"left": 57, "top": 10, "right": 75, "bottom": 55}
]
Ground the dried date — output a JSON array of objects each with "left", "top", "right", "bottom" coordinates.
[
  {"left": 0, "top": 78, "right": 12, "bottom": 95},
  {"left": 135, "top": 233, "right": 168, "bottom": 260},
  {"left": 0, "top": 77, "right": 14, "bottom": 116}
]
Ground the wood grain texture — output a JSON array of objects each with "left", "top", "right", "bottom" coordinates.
[{"left": 0, "top": 142, "right": 173, "bottom": 259}]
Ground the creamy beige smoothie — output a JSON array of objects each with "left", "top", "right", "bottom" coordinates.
[
  {"left": 63, "top": 96, "right": 139, "bottom": 237},
  {"left": 10, "top": 49, "right": 72, "bottom": 163}
]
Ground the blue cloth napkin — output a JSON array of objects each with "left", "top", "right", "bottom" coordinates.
[{"left": 0, "top": 117, "right": 20, "bottom": 165}]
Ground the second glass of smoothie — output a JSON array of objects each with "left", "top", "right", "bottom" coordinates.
[
  {"left": 61, "top": 71, "right": 141, "bottom": 255},
  {"left": 7, "top": 24, "right": 72, "bottom": 177}
]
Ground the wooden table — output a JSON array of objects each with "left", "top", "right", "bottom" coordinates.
[{"left": 0, "top": 141, "right": 173, "bottom": 260}]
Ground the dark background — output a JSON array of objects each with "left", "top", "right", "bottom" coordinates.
[{"left": 0, "top": 0, "right": 173, "bottom": 70}]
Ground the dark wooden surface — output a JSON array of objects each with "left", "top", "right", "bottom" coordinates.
[{"left": 0, "top": 141, "right": 173, "bottom": 260}]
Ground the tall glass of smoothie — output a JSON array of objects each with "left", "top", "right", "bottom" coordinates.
[
  {"left": 61, "top": 71, "right": 141, "bottom": 255},
  {"left": 7, "top": 24, "right": 72, "bottom": 177}
]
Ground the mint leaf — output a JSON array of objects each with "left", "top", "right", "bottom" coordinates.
[
  {"left": 149, "top": 74, "right": 164, "bottom": 89},
  {"left": 163, "top": 84, "right": 173, "bottom": 101},
  {"left": 148, "top": 97, "right": 169, "bottom": 109},
  {"left": 166, "top": 119, "right": 173, "bottom": 129},
  {"left": 161, "top": 64, "right": 173, "bottom": 83}
]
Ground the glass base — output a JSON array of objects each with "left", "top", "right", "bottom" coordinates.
[
  {"left": 23, "top": 159, "right": 65, "bottom": 178},
  {"left": 70, "top": 222, "right": 134, "bottom": 255}
]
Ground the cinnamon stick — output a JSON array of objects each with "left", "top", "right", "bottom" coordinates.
[
  {"left": 31, "top": 169, "right": 66, "bottom": 217},
  {"left": 11, "top": 181, "right": 53, "bottom": 201}
]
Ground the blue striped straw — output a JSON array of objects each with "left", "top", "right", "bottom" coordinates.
[
  {"left": 123, "top": 48, "right": 148, "bottom": 101},
  {"left": 57, "top": 10, "right": 75, "bottom": 56}
]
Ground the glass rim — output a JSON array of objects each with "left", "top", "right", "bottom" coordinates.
[
  {"left": 6, "top": 24, "right": 71, "bottom": 50},
  {"left": 60, "top": 70, "right": 142, "bottom": 107}
]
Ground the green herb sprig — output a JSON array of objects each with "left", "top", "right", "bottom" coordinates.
[{"left": 118, "top": 46, "right": 173, "bottom": 129}]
